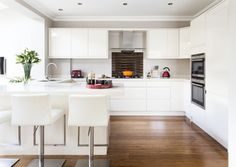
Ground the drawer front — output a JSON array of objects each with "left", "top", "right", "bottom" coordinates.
[
  {"left": 111, "top": 88, "right": 146, "bottom": 99},
  {"left": 110, "top": 99, "right": 146, "bottom": 112},
  {"left": 147, "top": 100, "right": 170, "bottom": 111},
  {"left": 147, "top": 88, "right": 171, "bottom": 99},
  {"left": 146, "top": 81, "right": 171, "bottom": 87}
]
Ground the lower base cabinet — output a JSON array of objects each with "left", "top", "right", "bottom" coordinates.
[{"left": 110, "top": 80, "right": 187, "bottom": 113}]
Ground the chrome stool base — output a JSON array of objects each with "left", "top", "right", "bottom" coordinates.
[
  {"left": 75, "top": 159, "right": 109, "bottom": 167},
  {"left": 28, "top": 159, "right": 66, "bottom": 167},
  {"left": 0, "top": 159, "right": 19, "bottom": 167}
]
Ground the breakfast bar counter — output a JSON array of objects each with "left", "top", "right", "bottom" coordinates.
[{"left": 0, "top": 81, "right": 124, "bottom": 156}]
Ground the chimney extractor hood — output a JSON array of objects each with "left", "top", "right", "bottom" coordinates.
[{"left": 120, "top": 31, "right": 134, "bottom": 49}]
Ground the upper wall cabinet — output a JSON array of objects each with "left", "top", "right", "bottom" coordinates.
[
  {"left": 71, "top": 28, "right": 89, "bottom": 58},
  {"left": 88, "top": 29, "right": 108, "bottom": 59},
  {"left": 190, "top": 13, "right": 206, "bottom": 54},
  {"left": 146, "top": 29, "right": 179, "bottom": 59},
  {"left": 49, "top": 28, "right": 108, "bottom": 59},
  {"left": 49, "top": 28, "right": 71, "bottom": 58},
  {"left": 179, "top": 27, "right": 191, "bottom": 58}
]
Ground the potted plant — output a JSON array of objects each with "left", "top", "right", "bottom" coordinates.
[{"left": 15, "top": 48, "right": 41, "bottom": 82}]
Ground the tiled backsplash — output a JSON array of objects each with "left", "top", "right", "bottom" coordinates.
[{"left": 49, "top": 57, "right": 190, "bottom": 78}]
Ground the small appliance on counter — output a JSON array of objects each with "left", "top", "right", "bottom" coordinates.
[
  {"left": 151, "top": 66, "right": 159, "bottom": 78},
  {"left": 86, "top": 73, "right": 113, "bottom": 89},
  {"left": 162, "top": 67, "right": 171, "bottom": 78},
  {"left": 71, "top": 70, "right": 83, "bottom": 78}
]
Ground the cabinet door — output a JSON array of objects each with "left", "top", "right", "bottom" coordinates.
[
  {"left": 71, "top": 29, "right": 88, "bottom": 58},
  {"left": 179, "top": 27, "right": 191, "bottom": 58},
  {"left": 170, "top": 82, "right": 184, "bottom": 111},
  {"left": 88, "top": 29, "right": 108, "bottom": 59},
  {"left": 167, "top": 29, "right": 179, "bottom": 58},
  {"left": 49, "top": 28, "right": 71, "bottom": 58},
  {"left": 110, "top": 99, "right": 146, "bottom": 112},
  {"left": 146, "top": 29, "right": 168, "bottom": 59},
  {"left": 190, "top": 13, "right": 206, "bottom": 48}
]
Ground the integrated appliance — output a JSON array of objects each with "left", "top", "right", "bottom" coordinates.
[
  {"left": 191, "top": 53, "right": 206, "bottom": 109},
  {"left": 0, "top": 57, "right": 6, "bottom": 75}
]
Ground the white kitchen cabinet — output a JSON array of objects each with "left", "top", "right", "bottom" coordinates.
[
  {"left": 49, "top": 28, "right": 108, "bottom": 59},
  {"left": 147, "top": 29, "right": 179, "bottom": 59},
  {"left": 167, "top": 29, "right": 179, "bottom": 58},
  {"left": 179, "top": 27, "right": 191, "bottom": 58},
  {"left": 88, "top": 29, "right": 108, "bottom": 59},
  {"left": 110, "top": 99, "right": 146, "bottom": 112},
  {"left": 49, "top": 28, "right": 71, "bottom": 58},
  {"left": 170, "top": 82, "right": 184, "bottom": 111},
  {"left": 71, "top": 29, "right": 89, "bottom": 58},
  {"left": 206, "top": 0, "right": 229, "bottom": 97},
  {"left": 190, "top": 13, "right": 206, "bottom": 53},
  {"left": 146, "top": 87, "right": 170, "bottom": 99},
  {"left": 147, "top": 100, "right": 170, "bottom": 112},
  {"left": 146, "top": 29, "right": 168, "bottom": 59}
]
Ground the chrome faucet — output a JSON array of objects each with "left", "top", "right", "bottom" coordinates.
[{"left": 46, "top": 63, "right": 57, "bottom": 81}]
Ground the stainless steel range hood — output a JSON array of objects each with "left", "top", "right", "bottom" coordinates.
[
  {"left": 120, "top": 31, "right": 134, "bottom": 50},
  {"left": 109, "top": 31, "right": 145, "bottom": 52}
]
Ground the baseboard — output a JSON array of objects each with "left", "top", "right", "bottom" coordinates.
[{"left": 110, "top": 111, "right": 185, "bottom": 116}]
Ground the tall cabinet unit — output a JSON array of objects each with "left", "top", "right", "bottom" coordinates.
[
  {"left": 190, "top": 13, "right": 206, "bottom": 54},
  {"left": 146, "top": 29, "right": 179, "bottom": 59}
]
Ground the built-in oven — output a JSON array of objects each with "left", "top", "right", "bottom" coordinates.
[
  {"left": 191, "top": 81, "right": 205, "bottom": 109},
  {"left": 191, "top": 53, "right": 205, "bottom": 109},
  {"left": 191, "top": 53, "right": 205, "bottom": 78}
]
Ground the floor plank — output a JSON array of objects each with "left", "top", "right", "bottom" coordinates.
[{"left": 0, "top": 116, "right": 228, "bottom": 167}]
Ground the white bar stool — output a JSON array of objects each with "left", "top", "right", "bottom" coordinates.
[
  {"left": 0, "top": 111, "right": 19, "bottom": 167},
  {"left": 11, "top": 94, "right": 66, "bottom": 167},
  {"left": 0, "top": 94, "right": 20, "bottom": 167},
  {"left": 68, "top": 95, "right": 110, "bottom": 167}
]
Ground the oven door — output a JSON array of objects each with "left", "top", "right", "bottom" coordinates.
[
  {"left": 191, "top": 82, "right": 205, "bottom": 109},
  {"left": 191, "top": 58, "right": 205, "bottom": 78}
]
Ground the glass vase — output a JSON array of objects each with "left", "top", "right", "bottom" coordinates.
[{"left": 23, "top": 63, "right": 32, "bottom": 83}]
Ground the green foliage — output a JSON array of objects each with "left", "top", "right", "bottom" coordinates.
[{"left": 16, "top": 48, "right": 41, "bottom": 65}]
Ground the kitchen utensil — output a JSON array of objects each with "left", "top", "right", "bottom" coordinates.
[
  {"left": 162, "top": 67, "right": 170, "bottom": 78},
  {"left": 122, "top": 70, "right": 133, "bottom": 77}
]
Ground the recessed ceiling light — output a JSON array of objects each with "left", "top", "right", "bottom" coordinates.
[
  {"left": 77, "top": 2, "right": 83, "bottom": 5},
  {"left": 58, "top": 8, "right": 63, "bottom": 11},
  {"left": 123, "top": 2, "right": 128, "bottom": 6},
  {"left": 168, "top": 2, "right": 173, "bottom": 6}
]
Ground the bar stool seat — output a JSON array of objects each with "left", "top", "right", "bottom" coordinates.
[
  {"left": 11, "top": 93, "right": 66, "bottom": 167},
  {"left": 68, "top": 94, "right": 109, "bottom": 167}
]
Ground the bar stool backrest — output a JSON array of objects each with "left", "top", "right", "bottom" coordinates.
[
  {"left": 68, "top": 95, "right": 109, "bottom": 127},
  {"left": 11, "top": 94, "right": 51, "bottom": 126}
]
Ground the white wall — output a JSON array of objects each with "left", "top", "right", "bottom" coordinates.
[
  {"left": 228, "top": 0, "right": 236, "bottom": 166},
  {"left": 0, "top": 8, "right": 45, "bottom": 79}
]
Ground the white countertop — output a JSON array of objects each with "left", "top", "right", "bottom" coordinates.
[{"left": 0, "top": 81, "right": 124, "bottom": 95}]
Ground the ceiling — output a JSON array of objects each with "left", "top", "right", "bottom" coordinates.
[{"left": 22, "top": 0, "right": 221, "bottom": 21}]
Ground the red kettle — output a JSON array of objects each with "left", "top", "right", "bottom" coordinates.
[{"left": 162, "top": 67, "right": 170, "bottom": 78}]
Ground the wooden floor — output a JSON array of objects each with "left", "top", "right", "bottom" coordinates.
[{"left": 1, "top": 116, "right": 228, "bottom": 167}]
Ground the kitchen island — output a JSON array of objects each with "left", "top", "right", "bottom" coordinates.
[{"left": 0, "top": 81, "right": 124, "bottom": 156}]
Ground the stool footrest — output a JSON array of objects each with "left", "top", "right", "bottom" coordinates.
[
  {"left": 75, "top": 159, "right": 109, "bottom": 167},
  {"left": 27, "top": 159, "right": 66, "bottom": 167}
]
